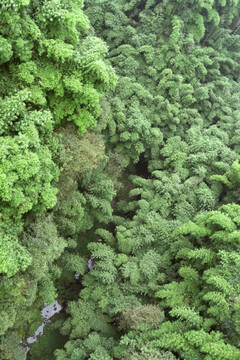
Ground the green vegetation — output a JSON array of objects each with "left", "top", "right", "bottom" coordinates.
[{"left": 1, "top": 0, "right": 240, "bottom": 359}]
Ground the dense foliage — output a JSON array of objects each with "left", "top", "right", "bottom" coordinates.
[
  {"left": 0, "top": 0, "right": 116, "bottom": 357},
  {"left": 1, "top": 0, "right": 240, "bottom": 359}
]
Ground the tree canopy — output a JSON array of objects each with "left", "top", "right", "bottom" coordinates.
[{"left": 1, "top": 0, "right": 240, "bottom": 359}]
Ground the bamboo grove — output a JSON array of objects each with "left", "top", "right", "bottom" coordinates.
[{"left": 0, "top": 0, "right": 240, "bottom": 359}]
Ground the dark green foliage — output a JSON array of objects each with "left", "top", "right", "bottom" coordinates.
[
  {"left": 0, "top": 332, "right": 26, "bottom": 360},
  {"left": 1, "top": 0, "right": 240, "bottom": 358},
  {"left": 28, "top": 323, "right": 67, "bottom": 360},
  {"left": 54, "top": 124, "right": 115, "bottom": 237},
  {"left": 60, "top": 299, "right": 115, "bottom": 339},
  {"left": 55, "top": 332, "right": 116, "bottom": 360},
  {"left": 55, "top": 0, "right": 240, "bottom": 358},
  {"left": 0, "top": 215, "right": 66, "bottom": 335},
  {"left": 85, "top": 0, "right": 240, "bottom": 170}
]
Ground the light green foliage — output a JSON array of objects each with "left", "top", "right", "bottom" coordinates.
[
  {"left": 0, "top": 229, "right": 32, "bottom": 277},
  {"left": 137, "top": 324, "right": 240, "bottom": 360},
  {"left": 0, "top": 0, "right": 117, "bottom": 348},
  {"left": 152, "top": 205, "right": 240, "bottom": 357},
  {"left": 0, "top": 90, "right": 59, "bottom": 276},
  {"left": 1, "top": 0, "right": 240, "bottom": 357},
  {"left": 121, "top": 349, "right": 176, "bottom": 360},
  {"left": 0, "top": 0, "right": 117, "bottom": 134},
  {"left": 0, "top": 91, "right": 59, "bottom": 226}
]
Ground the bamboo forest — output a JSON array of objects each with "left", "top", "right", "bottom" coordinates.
[{"left": 1, "top": 0, "right": 240, "bottom": 359}]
